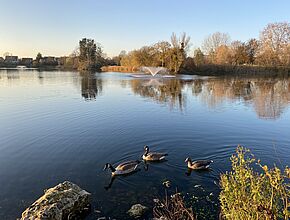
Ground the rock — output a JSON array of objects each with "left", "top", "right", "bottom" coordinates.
[
  {"left": 21, "top": 181, "right": 91, "bottom": 220},
  {"left": 94, "top": 209, "right": 102, "bottom": 214},
  {"left": 127, "top": 204, "right": 149, "bottom": 219}
]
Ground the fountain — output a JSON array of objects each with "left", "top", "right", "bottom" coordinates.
[
  {"left": 131, "top": 66, "right": 175, "bottom": 78},
  {"left": 141, "top": 66, "right": 167, "bottom": 77}
]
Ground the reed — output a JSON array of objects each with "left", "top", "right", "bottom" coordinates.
[{"left": 153, "top": 190, "right": 196, "bottom": 220}]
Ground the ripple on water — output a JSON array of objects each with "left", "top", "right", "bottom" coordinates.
[{"left": 0, "top": 71, "right": 290, "bottom": 219}]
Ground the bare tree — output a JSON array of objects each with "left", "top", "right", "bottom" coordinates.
[
  {"left": 70, "top": 46, "right": 80, "bottom": 57},
  {"left": 258, "top": 22, "right": 290, "bottom": 65},
  {"left": 170, "top": 32, "right": 191, "bottom": 53},
  {"left": 246, "top": 38, "right": 260, "bottom": 64},
  {"left": 202, "top": 32, "right": 231, "bottom": 54},
  {"left": 171, "top": 33, "right": 179, "bottom": 49},
  {"left": 260, "top": 22, "right": 290, "bottom": 54},
  {"left": 230, "top": 41, "right": 249, "bottom": 65},
  {"left": 169, "top": 32, "right": 191, "bottom": 73},
  {"left": 215, "top": 45, "right": 232, "bottom": 64},
  {"left": 180, "top": 32, "right": 191, "bottom": 54},
  {"left": 280, "top": 44, "right": 290, "bottom": 66},
  {"left": 154, "top": 41, "right": 171, "bottom": 67},
  {"left": 193, "top": 48, "right": 205, "bottom": 66}
]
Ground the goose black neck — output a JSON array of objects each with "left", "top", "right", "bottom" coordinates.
[{"left": 108, "top": 164, "right": 116, "bottom": 172}]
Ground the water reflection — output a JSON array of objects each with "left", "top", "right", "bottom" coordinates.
[
  {"left": 192, "top": 77, "right": 290, "bottom": 120},
  {"left": 143, "top": 159, "right": 168, "bottom": 171},
  {"left": 252, "top": 79, "right": 290, "bottom": 119},
  {"left": 0, "top": 70, "right": 290, "bottom": 219},
  {"left": 4, "top": 69, "right": 21, "bottom": 80},
  {"left": 104, "top": 176, "right": 116, "bottom": 190},
  {"left": 0, "top": 70, "right": 289, "bottom": 120},
  {"left": 104, "top": 168, "right": 141, "bottom": 190},
  {"left": 185, "top": 168, "right": 213, "bottom": 176},
  {"left": 129, "top": 76, "right": 290, "bottom": 119},
  {"left": 81, "top": 74, "right": 103, "bottom": 100},
  {"left": 81, "top": 75, "right": 103, "bottom": 101},
  {"left": 130, "top": 78, "right": 189, "bottom": 110}
]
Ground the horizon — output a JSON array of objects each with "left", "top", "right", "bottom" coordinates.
[{"left": 0, "top": 0, "right": 289, "bottom": 58}]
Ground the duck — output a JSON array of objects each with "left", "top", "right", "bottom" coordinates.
[
  {"left": 185, "top": 158, "right": 213, "bottom": 170},
  {"left": 142, "top": 145, "right": 168, "bottom": 161},
  {"left": 103, "top": 160, "right": 140, "bottom": 176}
]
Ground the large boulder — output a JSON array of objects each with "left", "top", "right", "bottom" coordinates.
[{"left": 21, "top": 181, "right": 91, "bottom": 220}]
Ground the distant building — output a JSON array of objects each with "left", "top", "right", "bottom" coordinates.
[
  {"left": 40, "top": 56, "right": 58, "bottom": 65},
  {"left": 58, "top": 56, "right": 67, "bottom": 65},
  {"left": 20, "top": 58, "right": 33, "bottom": 67},
  {"left": 58, "top": 56, "right": 79, "bottom": 69},
  {"left": 5, "top": 56, "right": 19, "bottom": 64},
  {"left": 55, "top": 57, "right": 62, "bottom": 65},
  {"left": 0, "top": 57, "right": 4, "bottom": 67}
]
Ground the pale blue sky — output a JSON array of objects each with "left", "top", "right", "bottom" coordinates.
[{"left": 0, "top": 0, "right": 289, "bottom": 58}]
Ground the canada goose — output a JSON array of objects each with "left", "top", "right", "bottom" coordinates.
[
  {"left": 103, "top": 160, "right": 140, "bottom": 176},
  {"left": 185, "top": 158, "right": 213, "bottom": 170},
  {"left": 142, "top": 145, "right": 168, "bottom": 161}
]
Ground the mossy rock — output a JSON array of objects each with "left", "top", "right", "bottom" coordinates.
[
  {"left": 21, "top": 181, "right": 91, "bottom": 220},
  {"left": 127, "top": 204, "right": 149, "bottom": 219}
]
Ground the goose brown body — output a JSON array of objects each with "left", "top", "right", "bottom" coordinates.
[
  {"left": 115, "top": 161, "right": 139, "bottom": 171},
  {"left": 104, "top": 160, "right": 140, "bottom": 176},
  {"left": 185, "top": 158, "right": 213, "bottom": 170},
  {"left": 142, "top": 145, "right": 167, "bottom": 161}
]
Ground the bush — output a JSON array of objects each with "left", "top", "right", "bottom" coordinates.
[{"left": 220, "top": 146, "right": 290, "bottom": 219}]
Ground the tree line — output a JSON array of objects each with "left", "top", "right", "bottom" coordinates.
[
  {"left": 200, "top": 22, "right": 289, "bottom": 67},
  {"left": 115, "top": 22, "right": 289, "bottom": 74},
  {"left": 27, "top": 21, "right": 289, "bottom": 73}
]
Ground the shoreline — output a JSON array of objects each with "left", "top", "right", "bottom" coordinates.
[
  {"left": 102, "top": 65, "right": 290, "bottom": 77},
  {"left": 1, "top": 65, "right": 289, "bottom": 79}
]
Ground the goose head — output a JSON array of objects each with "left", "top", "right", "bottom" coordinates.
[
  {"left": 103, "top": 163, "right": 110, "bottom": 170},
  {"left": 103, "top": 163, "right": 115, "bottom": 172},
  {"left": 144, "top": 145, "right": 149, "bottom": 155},
  {"left": 185, "top": 157, "right": 192, "bottom": 163}
]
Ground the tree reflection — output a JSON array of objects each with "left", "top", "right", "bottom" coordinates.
[
  {"left": 251, "top": 79, "right": 289, "bottom": 119},
  {"left": 130, "top": 76, "right": 290, "bottom": 119},
  {"left": 130, "top": 78, "right": 191, "bottom": 110},
  {"left": 81, "top": 74, "right": 102, "bottom": 100},
  {"left": 192, "top": 77, "right": 290, "bottom": 120},
  {"left": 5, "top": 69, "right": 20, "bottom": 80},
  {"left": 192, "top": 79, "right": 203, "bottom": 95}
]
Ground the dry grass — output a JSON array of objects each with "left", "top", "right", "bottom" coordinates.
[{"left": 153, "top": 190, "right": 195, "bottom": 220}]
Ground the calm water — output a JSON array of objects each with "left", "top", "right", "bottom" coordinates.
[{"left": 0, "top": 70, "right": 290, "bottom": 219}]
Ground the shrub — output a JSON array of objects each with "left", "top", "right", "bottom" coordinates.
[{"left": 220, "top": 146, "right": 290, "bottom": 219}]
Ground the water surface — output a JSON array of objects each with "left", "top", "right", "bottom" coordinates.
[{"left": 0, "top": 70, "right": 290, "bottom": 219}]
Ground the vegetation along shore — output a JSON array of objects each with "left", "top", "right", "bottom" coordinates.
[
  {"left": 1, "top": 22, "right": 289, "bottom": 76},
  {"left": 20, "top": 146, "right": 290, "bottom": 219}
]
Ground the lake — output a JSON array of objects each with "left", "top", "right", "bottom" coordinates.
[{"left": 0, "top": 70, "right": 290, "bottom": 219}]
